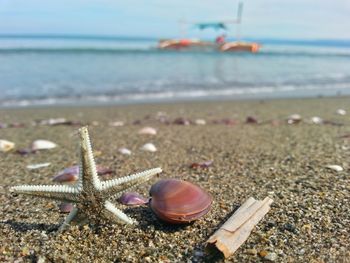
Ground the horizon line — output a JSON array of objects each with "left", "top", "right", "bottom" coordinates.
[{"left": 1, "top": 33, "right": 350, "bottom": 46}]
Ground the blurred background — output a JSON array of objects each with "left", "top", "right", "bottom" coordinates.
[{"left": 1, "top": 0, "right": 350, "bottom": 107}]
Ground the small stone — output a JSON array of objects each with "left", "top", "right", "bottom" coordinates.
[
  {"left": 259, "top": 250, "right": 268, "bottom": 257},
  {"left": 37, "top": 256, "right": 46, "bottom": 263},
  {"left": 246, "top": 248, "right": 257, "bottom": 255},
  {"left": 283, "top": 223, "right": 297, "bottom": 233},
  {"left": 302, "top": 224, "right": 312, "bottom": 234},
  {"left": 21, "top": 247, "right": 30, "bottom": 256},
  {"left": 264, "top": 252, "right": 278, "bottom": 261}
]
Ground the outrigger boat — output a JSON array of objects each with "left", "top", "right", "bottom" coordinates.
[{"left": 158, "top": 2, "right": 260, "bottom": 53}]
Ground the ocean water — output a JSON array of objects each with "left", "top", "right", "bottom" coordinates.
[{"left": 0, "top": 36, "right": 350, "bottom": 107}]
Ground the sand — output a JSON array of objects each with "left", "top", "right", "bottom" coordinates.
[{"left": 0, "top": 97, "right": 349, "bottom": 262}]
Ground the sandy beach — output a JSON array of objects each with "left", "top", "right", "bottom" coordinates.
[{"left": 0, "top": 97, "right": 349, "bottom": 262}]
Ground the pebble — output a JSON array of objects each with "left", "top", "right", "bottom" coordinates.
[
  {"left": 264, "top": 252, "right": 278, "bottom": 261},
  {"left": 259, "top": 250, "right": 268, "bottom": 257},
  {"left": 246, "top": 248, "right": 257, "bottom": 255},
  {"left": 283, "top": 222, "right": 297, "bottom": 233}
]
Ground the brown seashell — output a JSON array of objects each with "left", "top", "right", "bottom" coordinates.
[{"left": 149, "top": 179, "right": 212, "bottom": 224}]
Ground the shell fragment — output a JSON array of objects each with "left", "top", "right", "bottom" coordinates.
[
  {"left": 141, "top": 143, "right": 157, "bottom": 152},
  {"left": 0, "top": 140, "right": 15, "bottom": 152},
  {"left": 31, "top": 140, "right": 57, "bottom": 151},
  {"left": 325, "top": 165, "right": 343, "bottom": 172}
]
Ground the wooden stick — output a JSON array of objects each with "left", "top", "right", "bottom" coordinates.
[{"left": 206, "top": 197, "right": 273, "bottom": 258}]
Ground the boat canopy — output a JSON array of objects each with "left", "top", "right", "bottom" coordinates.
[{"left": 194, "top": 22, "right": 227, "bottom": 31}]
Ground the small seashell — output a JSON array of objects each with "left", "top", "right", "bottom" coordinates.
[
  {"left": 287, "top": 114, "right": 302, "bottom": 124},
  {"left": 173, "top": 117, "right": 191, "bottom": 125},
  {"left": 0, "top": 139, "right": 15, "bottom": 152},
  {"left": 53, "top": 165, "right": 113, "bottom": 182},
  {"left": 9, "top": 122, "right": 25, "bottom": 128},
  {"left": 338, "top": 133, "right": 350, "bottom": 139},
  {"left": 246, "top": 116, "right": 258, "bottom": 124},
  {"left": 109, "top": 121, "right": 124, "bottom": 127},
  {"left": 31, "top": 140, "right": 57, "bottom": 151},
  {"left": 132, "top": 120, "right": 142, "bottom": 125},
  {"left": 310, "top": 116, "right": 323, "bottom": 124},
  {"left": 212, "top": 118, "right": 237, "bottom": 126},
  {"left": 118, "top": 192, "right": 149, "bottom": 206},
  {"left": 150, "top": 179, "right": 212, "bottom": 224},
  {"left": 53, "top": 166, "right": 79, "bottom": 182},
  {"left": 38, "top": 118, "right": 68, "bottom": 126},
  {"left": 0, "top": 123, "right": 8, "bottom": 129},
  {"left": 336, "top": 109, "right": 346, "bottom": 116},
  {"left": 141, "top": 143, "right": 157, "bottom": 152},
  {"left": 16, "top": 148, "right": 35, "bottom": 156},
  {"left": 325, "top": 165, "right": 343, "bottom": 172},
  {"left": 27, "top": 163, "right": 51, "bottom": 170},
  {"left": 118, "top": 147, "right": 132, "bottom": 155},
  {"left": 194, "top": 119, "right": 206, "bottom": 125},
  {"left": 59, "top": 202, "right": 74, "bottom": 213},
  {"left": 190, "top": 160, "right": 213, "bottom": 169},
  {"left": 138, "top": 127, "right": 157, "bottom": 135}
]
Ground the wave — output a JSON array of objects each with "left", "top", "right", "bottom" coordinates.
[
  {"left": 1, "top": 82, "right": 350, "bottom": 108},
  {"left": 1, "top": 47, "right": 350, "bottom": 58}
]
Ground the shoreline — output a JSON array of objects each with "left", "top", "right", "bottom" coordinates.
[
  {"left": 1, "top": 94, "right": 350, "bottom": 110},
  {"left": 1, "top": 96, "right": 349, "bottom": 262}
]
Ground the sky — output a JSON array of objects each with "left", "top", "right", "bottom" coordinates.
[{"left": 1, "top": 0, "right": 350, "bottom": 40}]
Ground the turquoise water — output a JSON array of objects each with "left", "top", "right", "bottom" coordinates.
[{"left": 0, "top": 36, "right": 350, "bottom": 107}]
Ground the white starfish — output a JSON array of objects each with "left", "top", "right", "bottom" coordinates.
[{"left": 10, "top": 126, "right": 162, "bottom": 232}]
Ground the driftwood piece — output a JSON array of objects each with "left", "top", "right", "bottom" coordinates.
[{"left": 206, "top": 197, "right": 273, "bottom": 258}]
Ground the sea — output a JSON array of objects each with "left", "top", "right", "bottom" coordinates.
[{"left": 1, "top": 35, "right": 350, "bottom": 107}]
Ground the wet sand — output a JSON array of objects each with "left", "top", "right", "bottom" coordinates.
[{"left": 1, "top": 97, "right": 350, "bottom": 262}]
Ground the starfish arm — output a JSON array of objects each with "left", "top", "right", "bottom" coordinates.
[
  {"left": 104, "top": 201, "right": 135, "bottom": 225},
  {"left": 58, "top": 206, "right": 79, "bottom": 232},
  {"left": 77, "top": 127, "right": 101, "bottom": 190},
  {"left": 100, "top": 167, "right": 162, "bottom": 197},
  {"left": 10, "top": 184, "right": 80, "bottom": 202}
]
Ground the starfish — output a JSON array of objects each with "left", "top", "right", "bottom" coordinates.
[{"left": 10, "top": 126, "right": 162, "bottom": 232}]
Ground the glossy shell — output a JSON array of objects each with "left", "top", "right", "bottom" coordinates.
[
  {"left": 118, "top": 192, "right": 149, "bottom": 206},
  {"left": 149, "top": 179, "right": 212, "bottom": 224}
]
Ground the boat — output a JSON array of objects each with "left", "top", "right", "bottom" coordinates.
[{"left": 158, "top": 2, "right": 260, "bottom": 53}]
